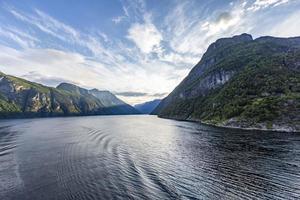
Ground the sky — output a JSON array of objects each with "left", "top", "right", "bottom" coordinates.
[{"left": 0, "top": 0, "right": 300, "bottom": 105}]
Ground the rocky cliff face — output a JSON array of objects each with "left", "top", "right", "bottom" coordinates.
[
  {"left": 89, "top": 89, "right": 125, "bottom": 107},
  {"left": 153, "top": 34, "right": 300, "bottom": 132},
  {"left": 0, "top": 73, "right": 139, "bottom": 118},
  {"left": 57, "top": 83, "right": 140, "bottom": 115}
]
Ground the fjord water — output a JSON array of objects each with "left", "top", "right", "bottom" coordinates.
[{"left": 0, "top": 116, "right": 299, "bottom": 200}]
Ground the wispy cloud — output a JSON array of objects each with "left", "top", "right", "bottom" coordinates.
[
  {"left": 10, "top": 8, "right": 78, "bottom": 43},
  {"left": 22, "top": 71, "right": 78, "bottom": 87},
  {"left": 268, "top": 9, "right": 300, "bottom": 37},
  {"left": 115, "top": 91, "right": 148, "bottom": 97},
  {"left": 0, "top": 0, "right": 299, "bottom": 104},
  {"left": 112, "top": 16, "right": 125, "bottom": 24},
  {"left": 247, "top": 0, "right": 290, "bottom": 11},
  {"left": 127, "top": 15, "right": 163, "bottom": 54},
  {"left": 163, "top": 1, "right": 247, "bottom": 56},
  {"left": 8, "top": 7, "right": 125, "bottom": 67},
  {"left": 115, "top": 91, "right": 167, "bottom": 97}
]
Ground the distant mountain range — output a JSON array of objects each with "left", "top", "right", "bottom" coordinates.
[
  {"left": 0, "top": 72, "right": 140, "bottom": 118},
  {"left": 153, "top": 33, "right": 300, "bottom": 132},
  {"left": 134, "top": 99, "right": 161, "bottom": 114}
]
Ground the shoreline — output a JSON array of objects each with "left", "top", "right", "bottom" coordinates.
[
  {"left": 0, "top": 113, "right": 299, "bottom": 133},
  {"left": 157, "top": 115, "right": 300, "bottom": 133},
  {"left": 199, "top": 120, "right": 300, "bottom": 133}
]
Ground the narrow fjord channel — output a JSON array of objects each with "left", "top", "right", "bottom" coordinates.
[{"left": 0, "top": 115, "right": 299, "bottom": 199}]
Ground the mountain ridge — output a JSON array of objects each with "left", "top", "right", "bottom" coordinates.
[
  {"left": 153, "top": 33, "right": 300, "bottom": 132},
  {"left": 0, "top": 72, "right": 140, "bottom": 118}
]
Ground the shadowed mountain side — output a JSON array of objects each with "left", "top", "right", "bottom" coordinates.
[
  {"left": 0, "top": 105, "right": 139, "bottom": 119},
  {"left": 0, "top": 72, "right": 140, "bottom": 118},
  {"left": 134, "top": 99, "right": 161, "bottom": 114}
]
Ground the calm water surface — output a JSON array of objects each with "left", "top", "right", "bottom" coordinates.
[{"left": 0, "top": 115, "right": 299, "bottom": 200}]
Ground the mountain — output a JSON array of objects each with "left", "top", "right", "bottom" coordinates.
[
  {"left": 89, "top": 89, "right": 139, "bottom": 114},
  {"left": 57, "top": 83, "right": 140, "bottom": 115},
  {"left": 0, "top": 72, "right": 140, "bottom": 118},
  {"left": 89, "top": 89, "right": 126, "bottom": 107},
  {"left": 134, "top": 99, "right": 161, "bottom": 114},
  {"left": 153, "top": 33, "right": 300, "bottom": 132}
]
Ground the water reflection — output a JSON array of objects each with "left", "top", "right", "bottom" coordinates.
[{"left": 0, "top": 115, "right": 299, "bottom": 199}]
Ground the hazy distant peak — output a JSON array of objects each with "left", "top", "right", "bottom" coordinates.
[
  {"left": 89, "top": 89, "right": 126, "bottom": 107},
  {"left": 135, "top": 99, "right": 161, "bottom": 114}
]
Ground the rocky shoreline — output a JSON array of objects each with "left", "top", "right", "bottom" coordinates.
[
  {"left": 158, "top": 115, "right": 300, "bottom": 133},
  {"left": 201, "top": 120, "right": 300, "bottom": 133}
]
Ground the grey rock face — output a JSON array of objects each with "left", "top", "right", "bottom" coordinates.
[
  {"left": 0, "top": 77, "right": 16, "bottom": 96},
  {"left": 89, "top": 89, "right": 125, "bottom": 107},
  {"left": 153, "top": 33, "right": 300, "bottom": 132},
  {"left": 186, "top": 70, "right": 235, "bottom": 99},
  {"left": 0, "top": 73, "right": 140, "bottom": 118}
]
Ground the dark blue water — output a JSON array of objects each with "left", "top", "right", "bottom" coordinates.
[{"left": 0, "top": 115, "right": 299, "bottom": 199}]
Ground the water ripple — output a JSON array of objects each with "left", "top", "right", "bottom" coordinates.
[{"left": 0, "top": 116, "right": 299, "bottom": 200}]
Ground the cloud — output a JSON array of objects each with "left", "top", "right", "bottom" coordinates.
[
  {"left": 0, "top": 46, "right": 99, "bottom": 88},
  {"left": 115, "top": 91, "right": 167, "bottom": 105},
  {"left": 162, "top": 0, "right": 294, "bottom": 58},
  {"left": 115, "top": 91, "right": 167, "bottom": 97},
  {"left": 9, "top": 8, "right": 78, "bottom": 43},
  {"left": 127, "top": 16, "right": 163, "bottom": 54},
  {"left": 7, "top": 8, "right": 125, "bottom": 66},
  {"left": 111, "top": 4, "right": 130, "bottom": 24},
  {"left": 22, "top": 71, "right": 78, "bottom": 87},
  {"left": 0, "top": 43, "right": 185, "bottom": 104},
  {"left": 121, "top": 0, "right": 146, "bottom": 21},
  {"left": 112, "top": 16, "right": 125, "bottom": 24},
  {"left": 98, "top": 32, "right": 109, "bottom": 42},
  {"left": 115, "top": 91, "right": 148, "bottom": 97},
  {"left": 268, "top": 10, "right": 300, "bottom": 37},
  {"left": 152, "top": 92, "right": 168, "bottom": 97},
  {"left": 247, "top": 0, "right": 290, "bottom": 11},
  {"left": 159, "top": 52, "right": 199, "bottom": 66},
  {"left": 163, "top": 1, "right": 246, "bottom": 57},
  {"left": 215, "top": 12, "right": 233, "bottom": 23},
  {"left": 0, "top": 27, "right": 38, "bottom": 48},
  {"left": 203, "top": 8, "right": 244, "bottom": 37},
  {"left": 1, "top": 0, "right": 299, "bottom": 105}
]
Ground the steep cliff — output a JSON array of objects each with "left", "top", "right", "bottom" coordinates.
[
  {"left": 0, "top": 72, "right": 139, "bottom": 118},
  {"left": 153, "top": 34, "right": 300, "bottom": 132},
  {"left": 57, "top": 83, "right": 140, "bottom": 115}
]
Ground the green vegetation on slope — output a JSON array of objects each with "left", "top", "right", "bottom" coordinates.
[
  {"left": 156, "top": 34, "right": 300, "bottom": 131},
  {"left": 193, "top": 61, "right": 300, "bottom": 125},
  {"left": 0, "top": 72, "right": 140, "bottom": 118}
]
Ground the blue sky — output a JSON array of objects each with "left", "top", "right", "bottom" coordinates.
[{"left": 0, "top": 0, "right": 300, "bottom": 104}]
